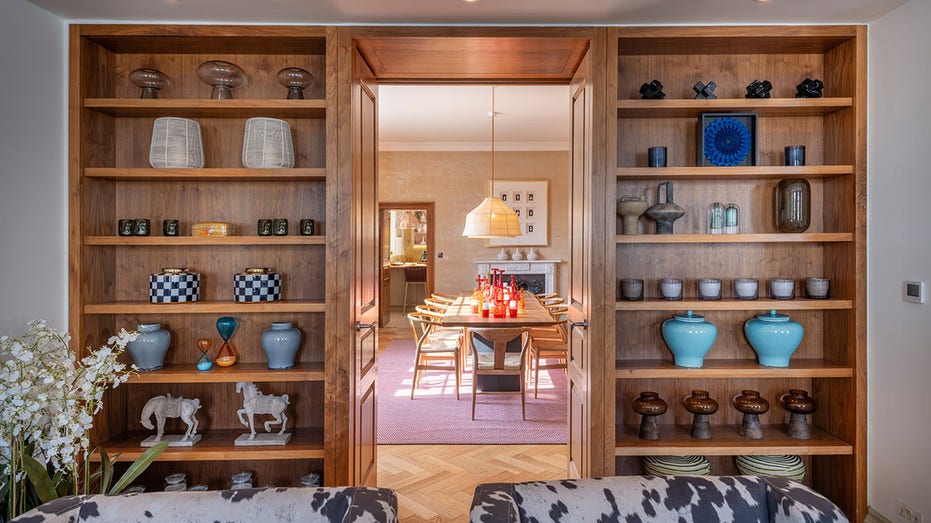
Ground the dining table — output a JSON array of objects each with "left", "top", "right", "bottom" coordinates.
[{"left": 440, "top": 290, "right": 562, "bottom": 392}]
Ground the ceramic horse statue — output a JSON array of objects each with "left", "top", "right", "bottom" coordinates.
[
  {"left": 236, "top": 381, "right": 289, "bottom": 439},
  {"left": 140, "top": 394, "right": 201, "bottom": 442}
]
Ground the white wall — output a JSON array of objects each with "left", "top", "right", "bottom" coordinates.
[
  {"left": 868, "top": 0, "right": 931, "bottom": 519},
  {"left": 0, "top": 0, "right": 67, "bottom": 335}
]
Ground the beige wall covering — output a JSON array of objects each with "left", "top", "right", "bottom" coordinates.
[{"left": 379, "top": 150, "right": 570, "bottom": 296}]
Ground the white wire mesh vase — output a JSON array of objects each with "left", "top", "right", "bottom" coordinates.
[
  {"left": 242, "top": 117, "right": 295, "bottom": 168},
  {"left": 149, "top": 117, "right": 204, "bottom": 168}
]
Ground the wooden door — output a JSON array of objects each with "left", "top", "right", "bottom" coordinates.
[
  {"left": 350, "top": 45, "right": 379, "bottom": 486},
  {"left": 566, "top": 34, "right": 611, "bottom": 479},
  {"left": 379, "top": 210, "right": 392, "bottom": 326}
]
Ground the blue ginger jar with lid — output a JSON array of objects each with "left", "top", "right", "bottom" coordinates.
[
  {"left": 661, "top": 310, "right": 717, "bottom": 368},
  {"left": 127, "top": 323, "right": 170, "bottom": 371},
  {"left": 261, "top": 322, "right": 302, "bottom": 370},
  {"left": 744, "top": 309, "right": 804, "bottom": 367}
]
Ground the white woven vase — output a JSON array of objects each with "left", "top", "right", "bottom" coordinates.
[
  {"left": 149, "top": 117, "right": 204, "bottom": 168},
  {"left": 242, "top": 117, "right": 294, "bottom": 168}
]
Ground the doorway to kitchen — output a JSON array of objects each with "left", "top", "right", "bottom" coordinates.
[{"left": 379, "top": 202, "right": 435, "bottom": 328}]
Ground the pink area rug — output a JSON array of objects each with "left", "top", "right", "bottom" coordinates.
[{"left": 377, "top": 337, "right": 568, "bottom": 444}]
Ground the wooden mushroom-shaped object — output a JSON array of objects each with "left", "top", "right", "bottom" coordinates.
[
  {"left": 733, "top": 390, "right": 769, "bottom": 440},
  {"left": 781, "top": 389, "right": 817, "bottom": 439},
  {"left": 632, "top": 391, "right": 667, "bottom": 441},
  {"left": 683, "top": 390, "right": 718, "bottom": 440}
]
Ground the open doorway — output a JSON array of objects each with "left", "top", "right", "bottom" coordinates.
[{"left": 378, "top": 202, "right": 435, "bottom": 327}]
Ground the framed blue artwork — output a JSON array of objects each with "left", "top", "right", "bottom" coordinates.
[{"left": 698, "top": 113, "right": 758, "bottom": 167}]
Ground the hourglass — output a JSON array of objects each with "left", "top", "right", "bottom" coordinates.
[
  {"left": 215, "top": 316, "right": 238, "bottom": 367},
  {"left": 196, "top": 338, "right": 213, "bottom": 371}
]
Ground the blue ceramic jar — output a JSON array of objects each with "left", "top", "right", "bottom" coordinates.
[
  {"left": 661, "top": 310, "right": 717, "bottom": 368},
  {"left": 127, "top": 323, "right": 170, "bottom": 371},
  {"left": 262, "top": 322, "right": 302, "bottom": 370},
  {"left": 744, "top": 310, "right": 804, "bottom": 367}
]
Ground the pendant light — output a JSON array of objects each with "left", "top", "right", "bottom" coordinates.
[{"left": 462, "top": 87, "right": 521, "bottom": 238}]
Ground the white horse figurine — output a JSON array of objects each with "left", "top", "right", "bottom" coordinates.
[
  {"left": 140, "top": 394, "right": 201, "bottom": 442},
  {"left": 236, "top": 381, "right": 289, "bottom": 440}
]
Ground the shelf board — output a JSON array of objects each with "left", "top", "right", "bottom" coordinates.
[
  {"left": 128, "top": 362, "right": 324, "bottom": 383},
  {"left": 84, "top": 167, "right": 326, "bottom": 181},
  {"left": 616, "top": 165, "right": 854, "bottom": 180},
  {"left": 615, "top": 359, "right": 853, "bottom": 379},
  {"left": 616, "top": 98, "right": 853, "bottom": 118},
  {"left": 615, "top": 424, "right": 852, "bottom": 456},
  {"left": 85, "top": 236, "right": 325, "bottom": 246},
  {"left": 616, "top": 233, "right": 853, "bottom": 244},
  {"left": 85, "top": 300, "right": 325, "bottom": 314},
  {"left": 615, "top": 298, "right": 852, "bottom": 311},
  {"left": 83, "top": 98, "right": 326, "bottom": 118},
  {"left": 90, "top": 429, "right": 325, "bottom": 462}
]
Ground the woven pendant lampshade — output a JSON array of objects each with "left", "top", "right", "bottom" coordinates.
[{"left": 462, "top": 87, "right": 521, "bottom": 238}]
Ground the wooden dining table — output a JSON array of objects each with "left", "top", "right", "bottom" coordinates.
[{"left": 440, "top": 291, "right": 561, "bottom": 392}]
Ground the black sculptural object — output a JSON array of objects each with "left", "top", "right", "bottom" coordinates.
[
  {"left": 639, "top": 79, "right": 666, "bottom": 100},
  {"left": 745, "top": 79, "right": 773, "bottom": 98},
  {"left": 693, "top": 81, "right": 717, "bottom": 99},
  {"left": 795, "top": 78, "right": 824, "bottom": 98}
]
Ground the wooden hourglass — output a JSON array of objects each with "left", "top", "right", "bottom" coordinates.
[{"left": 215, "top": 316, "right": 238, "bottom": 367}]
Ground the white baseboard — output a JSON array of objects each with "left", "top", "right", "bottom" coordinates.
[{"left": 866, "top": 506, "right": 893, "bottom": 523}]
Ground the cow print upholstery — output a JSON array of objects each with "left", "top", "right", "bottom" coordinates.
[
  {"left": 470, "top": 475, "right": 848, "bottom": 523},
  {"left": 10, "top": 486, "right": 398, "bottom": 523}
]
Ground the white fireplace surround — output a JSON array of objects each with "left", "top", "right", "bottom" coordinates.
[{"left": 473, "top": 259, "right": 560, "bottom": 294}]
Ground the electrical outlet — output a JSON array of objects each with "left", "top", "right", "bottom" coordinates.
[
  {"left": 436, "top": 252, "right": 445, "bottom": 259},
  {"left": 897, "top": 499, "right": 923, "bottom": 523}
]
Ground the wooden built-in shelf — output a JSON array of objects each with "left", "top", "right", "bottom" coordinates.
[
  {"left": 616, "top": 233, "right": 853, "bottom": 244},
  {"left": 616, "top": 165, "right": 854, "bottom": 180},
  {"left": 84, "top": 168, "right": 326, "bottom": 181},
  {"left": 615, "top": 424, "right": 852, "bottom": 456},
  {"left": 616, "top": 98, "right": 853, "bottom": 118},
  {"left": 90, "top": 429, "right": 325, "bottom": 462},
  {"left": 615, "top": 359, "right": 853, "bottom": 379},
  {"left": 128, "top": 363, "right": 325, "bottom": 384},
  {"left": 85, "top": 300, "right": 325, "bottom": 314},
  {"left": 83, "top": 98, "right": 326, "bottom": 118},
  {"left": 85, "top": 236, "right": 325, "bottom": 246},
  {"left": 615, "top": 298, "right": 852, "bottom": 311}
]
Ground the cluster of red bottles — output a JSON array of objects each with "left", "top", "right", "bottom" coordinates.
[{"left": 471, "top": 270, "right": 523, "bottom": 318}]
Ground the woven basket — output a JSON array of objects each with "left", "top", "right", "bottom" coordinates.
[
  {"left": 149, "top": 117, "right": 204, "bottom": 168},
  {"left": 242, "top": 117, "right": 294, "bottom": 168}
]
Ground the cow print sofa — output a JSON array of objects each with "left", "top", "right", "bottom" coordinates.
[
  {"left": 10, "top": 486, "right": 398, "bottom": 523},
  {"left": 470, "top": 475, "right": 848, "bottom": 523}
]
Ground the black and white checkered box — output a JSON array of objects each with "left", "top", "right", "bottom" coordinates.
[
  {"left": 234, "top": 272, "right": 282, "bottom": 302},
  {"left": 149, "top": 271, "right": 200, "bottom": 303}
]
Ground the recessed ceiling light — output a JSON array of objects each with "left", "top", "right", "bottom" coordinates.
[{"left": 463, "top": 0, "right": 479, "bottom": 4}]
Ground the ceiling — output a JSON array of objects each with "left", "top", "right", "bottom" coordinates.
[
  {"left": 28, "top": 0, "right": 904, "bottom": 149},
  {"left": 26, "top": 0, "right": 906, "bottom": 25}
]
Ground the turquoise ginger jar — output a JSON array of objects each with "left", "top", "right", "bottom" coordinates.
[
  {"left": 262, "top": 322, "right": 302, "bottom": 370},
  {"left": 661, "top": 310, "right": 717, "bottom": 368},
  {"left": 744, "top": 309, "right": 804, "bottom": 367}
]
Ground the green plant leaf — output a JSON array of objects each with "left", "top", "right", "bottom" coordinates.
[
  {"left": 52, "top": 470, "right": 70, "bottom": 497},
  {"left": 108, "top": 442, "right": 167, "bottom": 494},
  {"left": 21, "top": 455, "right": 59, "bottom": 504},
  {"left": 98, "top": 448, "right": 114, "bottom": 494}
]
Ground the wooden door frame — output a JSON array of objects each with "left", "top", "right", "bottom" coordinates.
[
  {"left": 335, "top": 25, "right": 612, "bottom": 484},
  {"left": 379, "top": 202, "right": 436, "bottom": 300}
]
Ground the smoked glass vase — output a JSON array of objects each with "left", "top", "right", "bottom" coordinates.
[
  {"left": 276, "top": 67, "right": 314, "bottom": 99},
  {"left": 197, "top": 60, "right": 246, "bottom": 99},
  {"left": 775, "top": 178, "right": 811, "bottom": 233}
]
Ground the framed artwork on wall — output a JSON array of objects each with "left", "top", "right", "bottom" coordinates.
[
  {"left": 488, "top": 180, "right": 548, "bottom": 247},
  {"left": 697, "top": 112, "right": 758, "bottom": 167}
]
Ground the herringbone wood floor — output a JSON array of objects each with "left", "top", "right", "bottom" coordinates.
[
  {"left": 378, "top": 444, "right": 568, "bottom": 523},
  {"left": 378, "top": 311, "right": 568, "bottom": 522}
]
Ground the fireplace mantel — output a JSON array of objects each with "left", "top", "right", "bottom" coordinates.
[{"left": 473, "top": 259, "right": 561, "bottom": 294}]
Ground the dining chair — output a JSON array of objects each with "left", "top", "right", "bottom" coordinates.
[
  {"left": 407, "top": 313, "right": 462, "bottom": 400},
  {"left": 529, "top": 305, "right": 569, "bottom": 398},
  {"left": 469, "top": 327, "right": 531, "bottom": 420},
  {"left": 423, "top": 297, "right": 450, "bottom": 309},
  {"left": 431, "top": 293, "right": 457, "bottom": 304},
  {"left": 534, "top": 292, "right": 559, "bottom": 300},
  {"left": 402, "top": 265, "right": 427, "bottom": 313}
]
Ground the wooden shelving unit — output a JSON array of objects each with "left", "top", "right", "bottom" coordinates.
[
  {"left": 610, "top": 26, "right": 866, "bottom": 520},
  {"left": 70, "top": 25, "right": 334, "bottom": 491}
]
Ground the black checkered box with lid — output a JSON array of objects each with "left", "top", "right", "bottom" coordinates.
[
  {"left": 149, "top": 268, "right": 200, "bottom": 303},
  {"left": 233, "top": 267, "right": 282, "bottom": 302}
]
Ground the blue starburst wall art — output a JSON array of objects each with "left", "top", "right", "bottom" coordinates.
[{"left": 698, "top": 113, "right": 758, "bottom": 167}]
